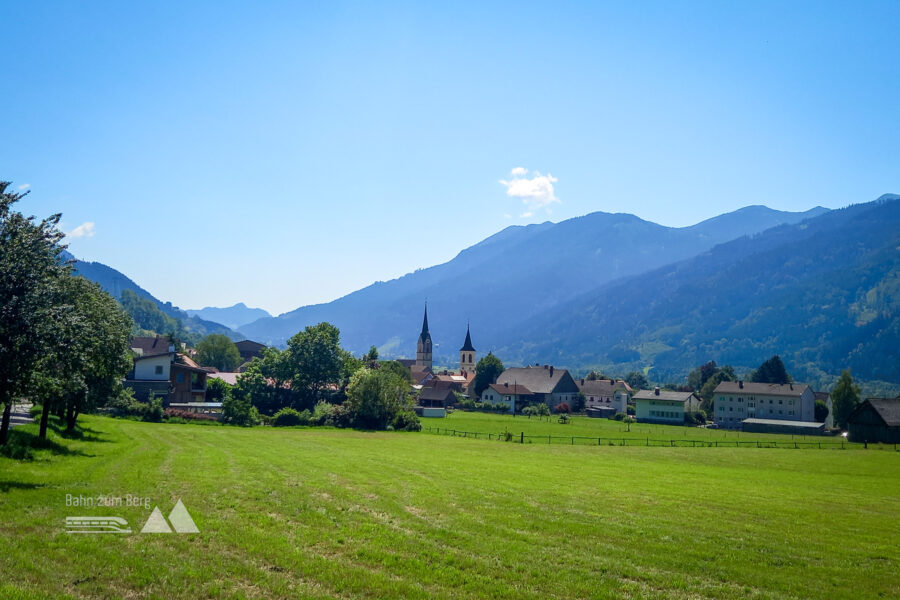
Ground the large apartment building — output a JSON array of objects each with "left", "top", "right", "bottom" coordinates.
[{"left": 712, "top": 381, "right": 815, "bottom": 429}]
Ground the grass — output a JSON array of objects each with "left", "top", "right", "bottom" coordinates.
[
  {"left": 0, "top": 415, "right": 898, "bottom": 599},
  {"left": 432, "top": 411, "right": 863, "bottom": 447}
]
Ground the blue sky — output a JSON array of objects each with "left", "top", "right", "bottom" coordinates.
[{"left": 2, "top": 1, "right": 898, "bottom": 315}]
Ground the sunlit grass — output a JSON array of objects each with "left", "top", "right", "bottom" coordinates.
[{"left": 0, "top": 415, "right": 897, "bottom": 599}]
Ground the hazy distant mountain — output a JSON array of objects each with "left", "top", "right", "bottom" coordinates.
[
  {"left": 187, "top": 303, "right": 272, "bottom": 330},
  {"left": 238, "top": 205, "right": 829, "bottom": 358},
  {"left": 492, "top": 196, "right": 900, "bottom": 384},
  {"left": 63, "top": 252, "right": 242, "bottom": 342}
]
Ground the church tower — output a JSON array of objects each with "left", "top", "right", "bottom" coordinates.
[
  {"left": 459, "top": 324, "right": 476, "bottom": 373},
  {"left": 415, "top": 304, "right": 433, "bottom": 369}
]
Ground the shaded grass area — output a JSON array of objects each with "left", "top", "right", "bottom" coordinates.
[{"left": 0, "top": 415, "right": 898, "bottom": 599}]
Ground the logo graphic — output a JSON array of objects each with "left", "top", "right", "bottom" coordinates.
[
  {"left": 66, "top": 516, "right": 132, "bottom": 534},
  {"left": 140, "top": 499, "right": 199, "bottom": 534}
]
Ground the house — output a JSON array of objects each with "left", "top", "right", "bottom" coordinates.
[
  {"left": 234, "top": 339, "right": 266, "bottom": 363},
  {"left": 712, "top": 381, "right": 816, "bottom": 430},
  {"left": 416, "top": 383, "right": 456, "bottom": 418},
  {"left": 495, "top": 364, "right": 580, "bottom": 410},
  {"left": 130, "top": 335, "right": 173, "bottom": 357},
  {"left": 480, "top": 383, "right": 532, "bottom": 413},
  {"left": 633, "top": 387, "right": 700, "bottom": 424},
  {"left": 847, "top": 397, "right": 900, "bottom": 444},
  {"left": 124, "top": 347, "right": 208, "bottom": 405},
  {"left": 576, "top": 378, "right": 632, "bottom": 414},
  {"left": 409, "top": 365, "right": 434, "bottom": 386}
]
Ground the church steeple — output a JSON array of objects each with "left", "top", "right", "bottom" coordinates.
[
  {"left": 416, "top": 303, "right": 433, "bottom": 369},
  {"left": 459, "top": 323, "right": 476, "bottom": 373}
]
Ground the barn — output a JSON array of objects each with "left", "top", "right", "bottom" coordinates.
[{"left": 847, "top": 398, "right": 900, "bottom": 444}]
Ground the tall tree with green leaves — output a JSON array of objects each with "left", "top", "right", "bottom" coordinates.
[
  {"left": 287, "top": 322, "right": 344, "bottom": 409},
  {"left": 0, "top": 182, "right": 67, "bottom": 445},
  {"left": 831, "top": 370, "right": 861, "bottom": 429},
  {"left": 196, "top": 333, "right": 242, "bottom": 372},
  {"left": 344, "top": 367, "right": 411, "bottom": 430},
  {"left": 749, "top": 355, "right": 792, "bottom": 384},
  {"left": 624, "top": 371, "right": 649, "bottom": 390},
  {"left": 473, "top": 352, "right": 504, "bottom": 397}
]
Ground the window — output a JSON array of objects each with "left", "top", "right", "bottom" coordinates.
[
  {"left": 176, "top": 373, "right": 184, "bottom": 383},
  {"left": 155, "top": 365, "right": 163, "bottom": 375},
  {"left": 729, "top": 407, "right": 733, "bottom": 412}
]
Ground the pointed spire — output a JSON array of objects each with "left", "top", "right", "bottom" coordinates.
[
  {"left": 460, "top": 323, "right": 475, "bottom": 352},
  {"left": 421, "top": 303, "right": 430, "bottom": 337}
]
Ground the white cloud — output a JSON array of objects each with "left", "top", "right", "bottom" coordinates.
[
  {"left": 17, "top": 183, "right": 30, "bottom": 190},
  {"left": 68, "top": 222, "right": 95, "bottom": 239},
  {"left": 499, "top": 167, "right": 559, "bottom": 217}
]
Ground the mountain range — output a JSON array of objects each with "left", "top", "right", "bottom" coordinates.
[
  {"left": 64, "top": 251, "right": 243, "bottom": 343},
  {"left": 237, "top": 204, "right": 829, "bottom": 355},
  {"left": 186, "top": 303, "right": 272, "bottom": 330},
  {"left": 66, "top": 196, "right": 900, "bottom": 388}
]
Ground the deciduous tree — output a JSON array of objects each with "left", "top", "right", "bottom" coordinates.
[
  {"left": 0, "top": 182, "right": 67, "bottom": 445},
  {"left": 473, "top": 352, "right": 504, "bottom": 397},
  {"left": 196, "top": 334, "right": 242, "bottom": 372},
  {"left": 831, "top": 370, "right": 861, "bottom": 429}
]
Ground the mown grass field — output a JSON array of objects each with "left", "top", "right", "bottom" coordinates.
[
  {"left": 1, "top": 415, "right": 898, "bottom": 599},
  {"left": 434, "top": 411, "right": 857, "bottom": 446}
]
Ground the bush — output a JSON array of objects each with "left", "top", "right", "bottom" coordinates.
[
  {"left": 325, "top": 404, "right": 352, "bottom": 428},
  {"left": 554, "top": 403, "right": 571, "bottom": 414},
  {"left": 684, "top": 411, "right": 706, "bottom": 425},
  {"left": 391, "top": 410, "right": 422, "bottom": 432},
  {"left": 310, "top": 401, "right": 334, "bottom": 426},
  {"left": 222, "top": 393, "right": 260, "bottom": 427},
  {"left": 145, "top": 398, "right": 164, "bottom": 423},
  {"left": 613, "top": 412, "right": 626, "bottom": 421},
  {"left": 272, "top": 408, "right": 303, "bottom": 427}
]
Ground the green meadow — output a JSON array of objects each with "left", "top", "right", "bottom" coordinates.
[
  {"left": 433, "top": 411, "right": 854, "bottom": 446},
  {"left": 1, "top": 415, "right": 898, "bottom": 600}
]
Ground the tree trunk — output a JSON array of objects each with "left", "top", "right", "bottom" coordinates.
[
  {"left": 39, "top": 401, "right": 51, "bottom": 439},
  {"left": 0, "top": 402, "right": 11, "bottom": 446},
  {"left": 65, "top": 402, "right": 77, "bottom": 433}
]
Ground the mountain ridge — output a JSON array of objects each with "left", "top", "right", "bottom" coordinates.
[{"left": 238, "top": 204, "right": 834, "bottom": 357}]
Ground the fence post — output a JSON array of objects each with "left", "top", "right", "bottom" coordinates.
[
  {"left": 571, "top": 436, "right": 574, "bottom": 445},
  {"left": 520, "top": 432, "right": 524, "bottom": 444},
  {"left": 548, "top": 435, "right": 551, "bottom": 445},
  {"left": 598, "top": 437, "right": 601, "bottom": 446},
  {"left": 646, "top": 438, "right": 649, "bottom": 447}
]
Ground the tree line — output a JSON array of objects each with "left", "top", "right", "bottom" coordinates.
[{"left": 1, "top": 182, "right": 133, "bottom": 448}]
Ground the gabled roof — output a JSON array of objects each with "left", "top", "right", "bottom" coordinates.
[
  {"left": 208, "top": 372, "right": 240, "bottom": 386},
  {"left": 714, "top": 381, "right": 809, "bottom": 398},
  {"left": 130, "top": 335, "right": 173, "bottom": 356},
  {"left": 418, "top": 386, "right": 456, "bottom": 402},
  {"left": 633, "top": 389, "right": 698, "bottom": 403},
  {"left": 850, "top": 398, "right": 900, "bottom": 427},
  {"left": 487, "top": 383, "right": 532, "bottom": 396},
  {"left": 409, "top": 365, "right": 433, "bottom": 384},
  {"left": 171, "top": 353, "right": 209, "bottom": 374},
  {"left": 460, "top": 325, "right": 475, "bottom": 352},
  {"left": 234, "top": 340, "right": 266, "bottom": 351},
  {"left": 496, "top": 365, "right": 578, "bottom": 395},
  {"left": 577, "top": 379, "right": 632, "bottom": 396}
]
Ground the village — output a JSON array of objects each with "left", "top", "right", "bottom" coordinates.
[{"left": 121, "top": 305, "right": 900, "bottom": 445}]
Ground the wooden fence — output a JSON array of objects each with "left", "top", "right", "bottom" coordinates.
[{"left": 421, "top": 426, "right": 899, "bottom": 450}]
